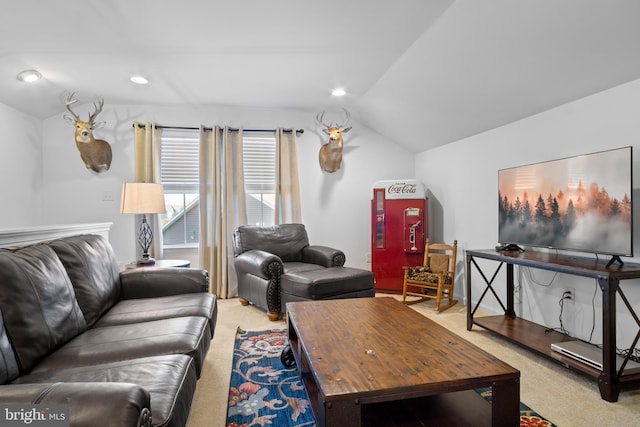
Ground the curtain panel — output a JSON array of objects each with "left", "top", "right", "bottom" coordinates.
[
  {"left": 199, "top": 127, "right": 247, "bottom": 297},
  {"left": 275, "top": 129, "right": 302, "bottom": 224},
  {"left": 132, "top": 122, "right": 164, "bottom": 260}
]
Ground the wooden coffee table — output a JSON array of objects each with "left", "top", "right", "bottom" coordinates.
[{"left": 286, "top": 297, "right": 520, "bottom": 427}]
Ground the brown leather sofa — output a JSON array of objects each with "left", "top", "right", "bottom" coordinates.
[
  {"left": 0, "top": 234, "right": 216, "bottom": 427},
  {"left": 232, "top": 223, "right": 374, "bottom": 321}
]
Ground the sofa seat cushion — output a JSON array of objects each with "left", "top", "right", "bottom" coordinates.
[
  {"left": 0, "top": 245, "right": 87, "bottom": 373},
  {"left": 281, "top": 267, "right": 375, "bottom": 299},
  {"left": 30, "top": 317, "right": 211, "bottom": 377},
  {"left": 93, "top": 293, "right": 217, "bottom": 335},
  {"left": 14, "top": 355, "right": 197, "bottom": 427},
  {"left": 49, "top": 234, "right": 121, "bottom": 328}
]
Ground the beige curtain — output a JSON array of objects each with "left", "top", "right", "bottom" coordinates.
[
  {"left": 275, "top": 128, "right": 302, "bottom": 223},
  {"left": 133, "top": 122, "right": 164, "bottom": 260},
  {"left": 199, "top": 126, "right": 247, "bottom": 297}
]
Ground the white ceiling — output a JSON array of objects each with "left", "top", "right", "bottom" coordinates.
[{"left": 1, "top": 0, "right": 640, "bottom": 153}]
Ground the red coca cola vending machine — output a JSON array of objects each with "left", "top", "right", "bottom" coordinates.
[{"left": 371, "top": 179, "right": 427, "bottom": 293}]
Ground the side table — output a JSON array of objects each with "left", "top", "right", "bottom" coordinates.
[{"left": 125, "top": 259, "right": 191, "bottom": 269}]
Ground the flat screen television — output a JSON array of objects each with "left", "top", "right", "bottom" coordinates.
[{"left": 498, "top": 146, "right": 633, "bottom": 260}]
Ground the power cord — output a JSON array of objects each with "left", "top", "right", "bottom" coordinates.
[
  {"left": 513, "top": 265, "right": 522, "bottom": 306},
  {"left": 545, "top": 292, "right": 572, "bottom": 335},
  {"left": 588, "top": 279, "right": 597, "bottom": 343},
  {"left": 558, "top": 291, "right": 572, "bottom": 335},
  {"left": 523, "top": 266, "right": 558, "bottom": 287}
]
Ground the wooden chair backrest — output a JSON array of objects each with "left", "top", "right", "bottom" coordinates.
[{"left": 423, "top": 239, "right": 458, "bottom": 275}]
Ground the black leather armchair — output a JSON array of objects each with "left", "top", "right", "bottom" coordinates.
[{"left": 232, "top": 223, "right": 345, "bottom": 320}]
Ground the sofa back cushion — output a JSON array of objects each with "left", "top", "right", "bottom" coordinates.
[
  {"left": 0, "top": 308, "right": 20, "bottom": 384},
  {"left": 0, "top": 245, "right": 87, "bottom": 373},
  {"left": 49, "top": 234, "right": 121, "bottom": 328},
  {"left": 233, "top": 224, "right": 309, "bottom": 262}
]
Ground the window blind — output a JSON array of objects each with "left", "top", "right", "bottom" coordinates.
[
  {"left": 160, "top": 130, "right": 200, "bottom": 192},
  {"left": 243, "top": 134, "right": 276, "bottom": 193}
]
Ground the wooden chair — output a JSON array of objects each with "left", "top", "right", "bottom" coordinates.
[{"left": 402, "top": 239, "right": 458, "bottom": 311}]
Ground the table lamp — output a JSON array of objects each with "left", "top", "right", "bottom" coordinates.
[{"left": 120, "top": 182, "right": 166, "bottom": 265}]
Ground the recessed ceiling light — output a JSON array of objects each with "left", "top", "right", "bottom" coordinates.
[
  {"left": 17, "top": 69, "right": 42, "bottom": 83},
  {"left": 130, "top": 75, "right": 149, "bottom": 85},
  {"left": 331, "top": 88, "right": 346, "bottom": 97}
]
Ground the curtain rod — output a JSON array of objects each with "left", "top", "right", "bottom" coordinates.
[{"left": 134, "top": 123, "right": 304, "bottom": 134}]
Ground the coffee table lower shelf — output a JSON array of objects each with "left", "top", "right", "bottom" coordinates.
[
  {"left": 361, "top": 390, "right": 493, "bottom": 427},
  {"left": 301, "top": 376, "right": 495, "bottom": 427}
]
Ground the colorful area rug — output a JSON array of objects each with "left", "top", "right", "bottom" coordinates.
[{"left": 226, "top": 329, "right": 556, "bottom": 427}]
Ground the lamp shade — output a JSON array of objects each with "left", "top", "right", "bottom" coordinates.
[{"left": 120, "top": 183, "right": 167, "bottom": 214}]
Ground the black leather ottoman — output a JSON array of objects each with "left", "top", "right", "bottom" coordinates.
[{"left": 280, "top": 266, "right": 375, "bottom": 310}]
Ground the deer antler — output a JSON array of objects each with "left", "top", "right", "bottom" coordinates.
[
  {"left": 65, "top": 92, "right": 80, "bottom": 121},
  {"left": 316, "top": 109, "right": 351, "bottom": 128},
  {"left": 88, "top": 98, "right": 104, "bottom": 124},
  {"left": 316, "top": 111, "right": 329, "bottom": 128},
  {"left": 339, "top": 108, "right": 351, "bottom": 128}
]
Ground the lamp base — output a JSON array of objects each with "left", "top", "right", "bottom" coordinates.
[{"left": 136, "top": 215, "right": 155, "bottom": 266}]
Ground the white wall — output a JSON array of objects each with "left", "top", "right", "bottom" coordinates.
[
  {"left": 3, "top": 75, "right": 639, "bottom": 347},
  {"left": 39, "top": 104, "right": 414, "bottom": 270},
  {"left": 415, "top": 78, "right": 640, "bottom": 348},
  {"left": 0, "top": 103, "right": 43, "bottom": 226}
]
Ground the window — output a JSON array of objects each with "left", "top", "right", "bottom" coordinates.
[
  {"left": 160, "top": 129, "right": 200, "bottom": 247},
  {"left": 243, "top": 132, "right": 276, "bottom": 226},
  {"left": 158, "top": 129, "right": 277, "bottom": 247}
]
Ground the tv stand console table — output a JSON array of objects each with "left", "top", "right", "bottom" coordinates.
[{"left": 465, "top": 249, "right": 640, "bottom": 402}]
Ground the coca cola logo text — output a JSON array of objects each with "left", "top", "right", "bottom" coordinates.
[{"left": 387, "top": 183, "right": 417, "bottom": 194}]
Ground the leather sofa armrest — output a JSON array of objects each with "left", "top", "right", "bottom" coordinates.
[
  {"left": 119, "top": 268, "right": 209, "bottom": 299},
  {"left": 302, "top": 245, "right": 346, "bottom": 267},
  {"left": 235, "top": 250, "right": 284, "bottom": 279},
  {"left": 0, "top": 382, "right": 151, "bottom": 427}
]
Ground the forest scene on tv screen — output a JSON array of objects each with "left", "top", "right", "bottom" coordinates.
[{"left": 498, "top": 147, "right": 632, "bottom": 256}]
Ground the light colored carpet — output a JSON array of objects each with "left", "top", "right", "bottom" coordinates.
[{"left": 187, "top": 294, "right": 640, "bottom": 427}]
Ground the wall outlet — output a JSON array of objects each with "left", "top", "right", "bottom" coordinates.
[
  {"left": 102, "top": 190, "right": 114, "bottom": 202},
  {"left": 366, "top": 253, "right": 371, "bottom": 263},
  {"left": 564, "top": 288, "right": 575, "bottom": 304}
]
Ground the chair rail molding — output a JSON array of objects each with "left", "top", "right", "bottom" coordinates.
[{"left": 0, "top": 222, "right": 112, "bottom": 248}]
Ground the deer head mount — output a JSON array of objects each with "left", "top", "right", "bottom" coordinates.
[
  {"left": 64, "top": 93, "right": 112, "bottom": 173},
  {"left": 316, "top": 108, "right": 352, "bottom": 173}
]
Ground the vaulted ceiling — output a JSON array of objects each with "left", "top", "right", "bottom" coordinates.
[{"left": 1, "top": 0, "right": 639, "bottom": 153}]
